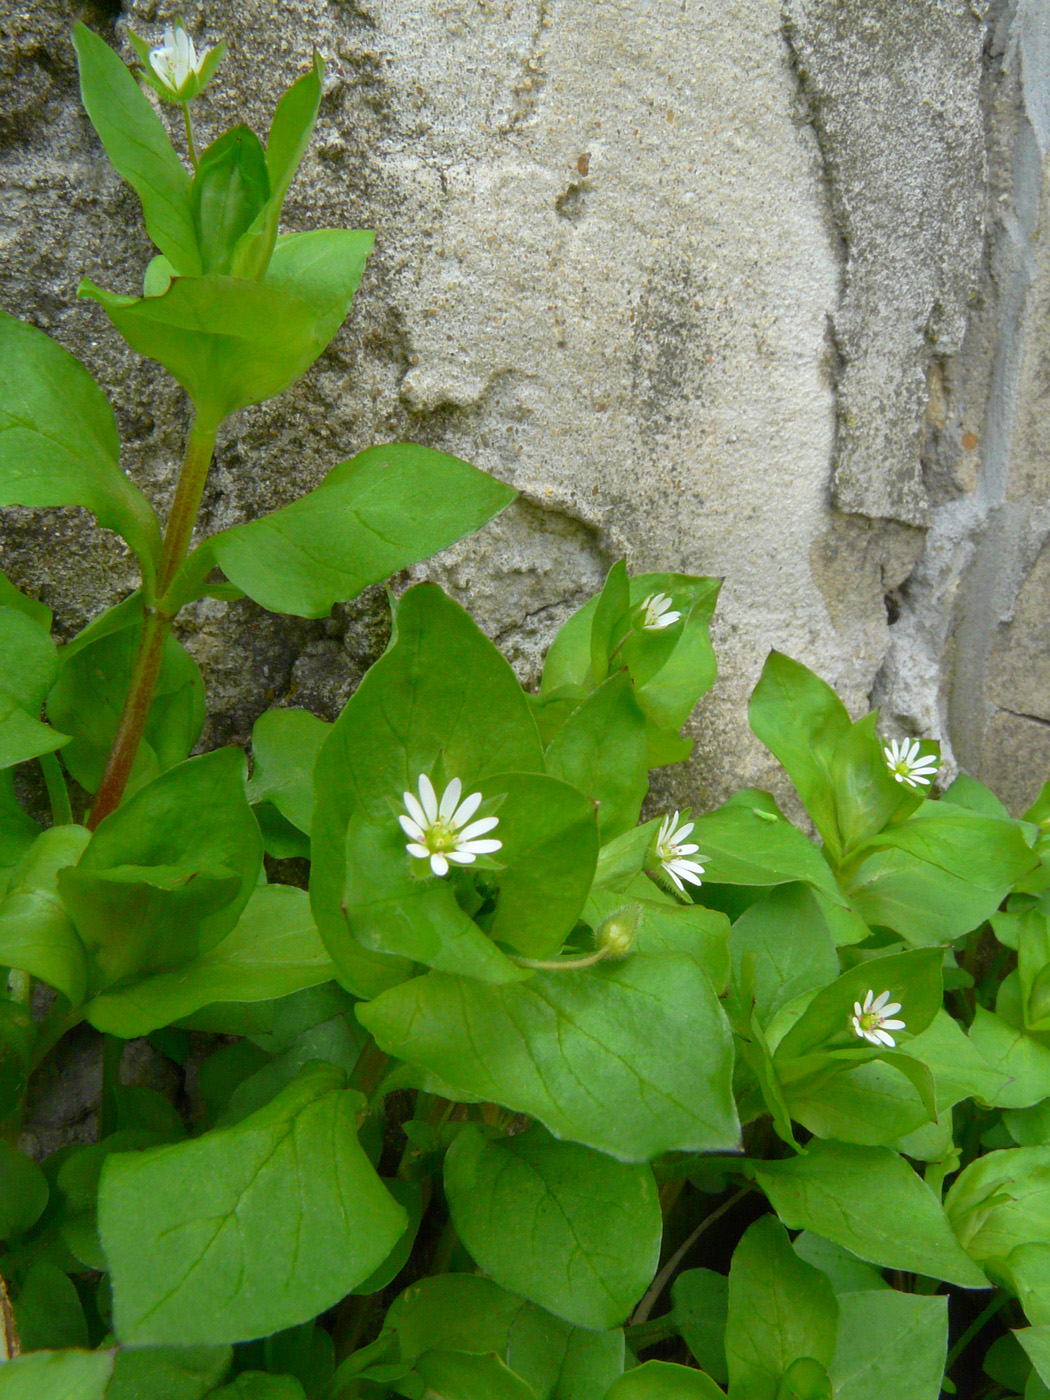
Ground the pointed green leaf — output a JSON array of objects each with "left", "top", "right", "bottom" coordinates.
[
  {"left": 444, "top": 1124, "right": 661, "bottom": 1329},
  {"left": 73, "top": 22, "right": 200, "bottom": 274},
  {"left": 106, "top": 1345, "right": 232, "bottom": 1400},
  {"left": 192, "top": 125, "right": 271, "bottom": 274},
  {"left": 729, "top": 883, "right": 839, "bottom": 1027},
  {"left": 546, "top": 672, "right": 648, "bottom": 840},
  {"left": 945, "top": 1145, "right": 1050, "bottom": 1265},
  {"left": 725, "top": 1215, "right": 838, "bottom": 1400},
  {"left": 0, "top": 312, "right": 162, "bottom": 584},
  {"left": 359, "top": 951, "right": 739, "bottom": 1162},
  {"left": 753, "top": 1140, "right": 988, "bottom": 1288},
  {"left": 0, "top": 568, "right": 50, "bottom": 629},
  {"left": 671, "top": 1268, "right": 729, "bottom": 1383},
  {"left": 59, "top": 748, "right": 262, "bottom": 991},
  {"left": 0, "top": 1350, "right": 114, "bottom": 1400},
  {"left": 0, "top": 1139, "right": 48, "bottom": 1240},
  {"left": 830, "top": 1290, "right": 947, "bottom": 1400},
  {"left": 101, "top": 1063, "right": 406, "bottom": 1344},
  {"left": 204, "top": 441, "right": 514, "bottom": 618},
  {"left": 0, "top": 825, "right": 90, "bottom": 1004},
  {"left": 84, "top": 884, "right": 335, "bottom": 1036},
  {"left": 247, "top": 707, "right": 332, "bottom": 836},
  {"left": 688, "top": 797, "right": 848, "bottom": 906},
  {"left": 605, "top": 1362, "right": 726, "bottom": 1398}
]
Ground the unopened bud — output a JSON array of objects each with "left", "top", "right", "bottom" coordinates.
[{"left": 596, "top": 904, "right": 642, "bottom": 959}]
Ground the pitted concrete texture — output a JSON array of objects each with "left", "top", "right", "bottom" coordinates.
[
  {"left": 784, "top": 0, "right": 988, "bottom": 529},
  {"left": 0, "top": 1, "right": 1047, "bottom": 811}
]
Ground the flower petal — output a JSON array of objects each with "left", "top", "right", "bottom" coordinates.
[
  {"left": 405, "top": 843, "right": 430, "bottom": 859},
  {"left": 871, "top": 990, "right": 891, "bottom": 1012},
  {"left": 403, "top": 791, "right": 429, "bottom": 829},
  {"left": 458, "top": 838, "right": 502, "bottom": 855},
  {"left": 399, "top": 814, "right": 426, "bottom": 840},
  {"left": 862, "top": 990, "right": 874, "bottom": 1012},
  {"left": 451, "top": 790, "right": 483, "bottom": 827},
  {"left": 417, "top": 774, "right": 438, "bottom": 822},
  {"left": 429, "top": 852, "right": 449, "bottom": 877},
  {"left": 874, "top": 1029, "right": 896, "bottom": 1047},
  {"left": 438, "top": 777, "right": 462, "bottom": 819},
  {"left": 880, "top": 1019, "right": 906, "bottom": 1031},
  {"left": 445, "top": 849, "right": 477, "bottom": 865},
  {"left": 458, "top": 816, "right": 500, "bottom": 842},
  {"left": 880, "top": 1001, "right": 902, "bottom": 1017}
]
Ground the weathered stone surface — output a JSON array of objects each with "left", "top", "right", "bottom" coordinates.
[
  {"left": 0, "top": 0, "right": 1046, "bottom": 814},
  {"left": 784, "top": 0, "right": 987, "bottom": 528}
]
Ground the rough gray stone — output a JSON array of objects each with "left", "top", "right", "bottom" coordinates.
[{"left": 784, "top": 0, "right": 988, "bottom": 528}]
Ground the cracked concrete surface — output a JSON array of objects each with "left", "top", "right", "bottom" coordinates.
[{"left": 1, "top": 1, "right": 1048, "bottom": 813}]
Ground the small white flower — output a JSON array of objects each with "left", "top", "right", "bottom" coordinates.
[
  {"left": 398, "top": 774, "right": 501, "bottom": 878},
  {"left": 851, "top": 989, "right": 906, "bottom": 1048},
  {"left": 654, "top": 810, "right": 705, "bottom": 892},
  {"left": 639, "top": 593, "right": 682, "bottom": 631},
  {"left": 149, "top": 22, "right": 210, "bottom": 96},
  {"left": 883, "top": 737, "right": 938, "bottom": 788}
]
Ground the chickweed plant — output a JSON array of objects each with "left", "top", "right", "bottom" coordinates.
[{"left": 0, "top": 20, "right": 1048, "bottom": 1400}]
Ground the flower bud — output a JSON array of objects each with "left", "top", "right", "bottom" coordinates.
[
  {"left": 596, "top": 904, "right": 642, "bottom": 960},
  {"left": 128, "top": 19, "right": 224, "bottom": 106}
]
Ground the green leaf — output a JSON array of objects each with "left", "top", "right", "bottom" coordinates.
[
  {"left": 11, "top": 1260, "right": 89, "bottom": 1352},
  {"left": 777, "top": 1359, "right": 832, "bottom": 1400},
  {"left": 604, "top": 1362, "right": 726, "bottom": 1398},
  {"left": 729, "top": 884, "right": 839, "bottom": 1027},
  {"left": 0, "top": 773, "right": 40, "bottom": 895},
  {"left": 506, "top": 1307, "right": 624, "bottom": 1400},
  {"left": 899, "top": 1008, "right": 1011, "bottom": 1110},
  {"left": 484, "top": 772, "right": 599, "bottom": 959},
  {"left": 792, "top": 1234, "right": 888, "bottom": 1293},
  {"left": 359, "top": 951, "right": 739, "bottom": 1162},
  {"left": 0, "top": 1139, "right": 48, "bottom": 1239},
  {"left": 72, "top": 23, "right": 200, "bottom": 274},
  {"left": 100, "top": 1063, "right": 406, "bottom": 1345},
  {"left": 230, "top": 55, "right": 325, "bottom": 281},
  {"left": 387, "top": 1275, "right": 527, "bottom": 1361},
  {"left": 312, "top": 583, "right": 543, "bottom": 997},
  {"left": 414, "top": 1350, "right": 538, "bottom": 1400},
  {"left": 47, "top": 606, "right": 204, "bottom": 795},
  {"left": 772, "top": 952, "right": 946, "bottom": 1069},
  {"left": 945, "top": 1145, "right": 1050, "bottom": 1266},
  {"left": 774, "top": 948, "right": 942, "bottom": 1064},
  {"left": 208, "top": 1375, "right": 307, "bottom": 1400},
  {"left": 752, "top": 1140, "right": 989, "bottom": 1288},
  {"left": 78, "top": 267, "right": 355, "bottom": 432},
  {"left": 830, "top": 1290, "right": 947, "bottom": 1400},
  {"left": 830, "top": 711, "right": 917, "bottom": 856},
  {"left": 0, "top": 825, "right": 91, "bottom": 1004},
  {"left": 106, "top": 1345, "right": 233, "bottom": 1400},
  {"left": 748, "top": 651, "right": 852, "bottom": 853},
  {"left": 725, "top": 1215, "right": 838, "bottom": 1400},
  {"left": 203, "top": 442, "right": 515, "bottom": 618},
  {"left": 59, "top": 748, "right": 262, "bottom": 992},
  {"left": 687, "top": 798, "right": 848, "bottom": 907},
  {"left": 671, "top": 1269, "right": 728, "bottom": 1383},
  {"left": 782, "top": 1057, "right": 933, "bottom": 1152},
  {"left": 0, "top": 312, "right": 162, "bottom": 584},
  {"left": 0, "top": 606, "right": 57, "bottom": 713},
  {"left": 845, "top": 803, "right": 1037, "bottom": 947},
  {"left": 589, "top": 559, "right": 630, "bottom": 685},
  {"left": 0, "top": 568, "right": 50, "bottom": 630},
  {"left": 1018, "top": 1326, "right": 1050, "bottom": 1388},
  {"left": 192, "top": 126, "right": 271, "bottom": 275},
  {"left": 585, "top": 883, "right": 731, "bottom": 995},
  {"left": 444, "top": 1124, "right": 661, "bottom": 1329},
  {"left": 969, "top": 977, "right": 1050, "bottom": 1109},
  {"left": 83, "top": 884, "right": 335, "bottom": 1036},
  {"left": 0, "top": 696, "right": 68, "bottom": 769},
  {"left": 0, "top": 1350, "right": 114, "bottom": 1400},
  {"left": 247, "top": 708, "right": 331, "bottom": 836},
  {"left": 546, "top": 673, "right": 648, "bottom": 840}
]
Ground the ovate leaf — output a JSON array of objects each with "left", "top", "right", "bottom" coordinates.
[
  {"left": 0, "top": 825, "right": 91, "bottom": 1004},
  {"left": 205, "top": 442, "right": 515, "bottom": 618},
  {"left": 0, "top": 312, "right": 161, "bottom": 584},
  {"left": 0, "top": 1350, "right": 113, "bottom": 1400},
  {"left": 604, "top": 1362, "right": 726, "bottom": 1398},
  {"left": 359, "top": 952, "right": 739, "bottom": 1162},
  {"left": 100, "top": 1063, "right": 406, "bottom": 1344},
  {"left": 753, "top": 1140, "right": 988, "bottom": 1288},
  {"left": 444, "top": 1124, "right": 661, "bottom": 1329},
  {"left": 73, "top": 22, "right": 200, "bottom": 274},
  {"left": 829, "top": 1290, "right": 947, "bottom": 1400}
]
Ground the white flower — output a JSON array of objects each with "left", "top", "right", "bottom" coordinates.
[
  {"left": 398, "top": 774, "right": 501, "bottom": 878},
  {"left": 851, "top": 989, "right": 906, "bottom": 1048},
  {"left": 654, "top": 811, "right": 705, "bottom": 892},
  {"left": 883, "top": 737, "right": 938, "bottom": 788},
  {"left": 149, "top": 22, "right": 210, "bottom": 96},
  {"left": 639, "top": 593, "right": 682, "bottom": 631}
]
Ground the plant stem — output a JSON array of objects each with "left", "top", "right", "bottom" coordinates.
[
  {"left": 624, "top": 1314, "right": 679, "bottom": 1350},
  {"left": 87, "top": 421, "right": 217, "bottom": 829},
  {"left": 945, "top": 1293, "right": 1009, "bottom": 1373},
  {"left": 509, "top": 946, "right": 615, "bottom": 972},
  {"left": 182, "top": 103, "right": 199, "bottom": 169},
  {"left": 631, "top": 1187, "right": 751, "bottom": 1324},
  {"left": 39, "top": 752, "right": 73, "bottom": 826}
]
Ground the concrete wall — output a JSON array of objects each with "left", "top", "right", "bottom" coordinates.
[{"left": 1, "top": 0, "right": 1048, "bottom": 813}]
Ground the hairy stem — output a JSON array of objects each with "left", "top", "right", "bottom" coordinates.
[
  {"left": 183, "top": 103, "right": 199, "bottom": 169},
  {"left": 631, "top": 1187, "right": 751, "bottom": 1325},
  {"left": 88, "top": 422, "right": 217, "bottom": 829}
]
